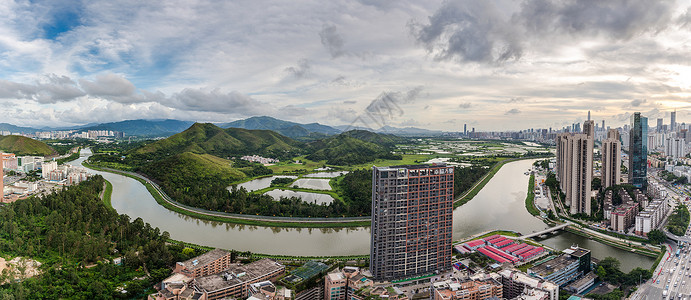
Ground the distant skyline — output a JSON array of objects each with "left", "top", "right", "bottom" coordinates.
[{"left": 2, "top": 0, "right": 691, "bottom": 131}]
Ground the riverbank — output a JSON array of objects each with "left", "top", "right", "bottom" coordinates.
[
  {"left": 453, "top": 156, "right": 548, "bottom": 208},
  {"left": 83, "top": 161, "right": 371, "bottom": 228},
  {"left": 525, "top": 173, "right": 539, "bottom": 216}
]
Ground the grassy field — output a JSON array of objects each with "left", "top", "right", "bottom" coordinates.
[
  {"left": 268, "top": 156, "right": 328, "bottom": 173},
  {"left": 525, "top": 174, "right": 540, "bottom": 216},
  {"left": 102, "top": 180, "right": 113, "bottom": 210}
]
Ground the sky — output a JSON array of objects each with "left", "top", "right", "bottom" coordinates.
[{"left": 1, "top": 0, "right": 691, "bottom": 131}]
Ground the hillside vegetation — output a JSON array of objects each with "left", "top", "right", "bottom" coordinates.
[
  {"left": 133, "top": 123, "right": 302, "bottom": 161},
  {"left": 0, "top": 176, "right": 199, "bottom": 298},
  {"left": 0, "top": 135, "right": 55, "bottom": 156},
  {"left": 306, "top": 133, "right": 401, "bottom": 165}
]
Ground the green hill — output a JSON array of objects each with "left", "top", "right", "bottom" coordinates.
[
  {"left": 306, "top": 132, "right": 401, "bottom": 165},
  {"left": 133, "top": 123, "right": 302, "bottom": 160},
  {"left": 140, "top": 152, "right": 247, "bottom": 207},
  {"left": 340, "top": 130, "right": 407, "bottom": 148},
  {"left": 0, "top": 135, "right": 55, "bottom": 156}
]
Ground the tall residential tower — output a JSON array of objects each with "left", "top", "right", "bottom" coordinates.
[
  {"left": 556, "top": 120, "right": 594, "bottom": 215},
  {"left": 370, "top": 164, "right": 454, "bottom": 281},
  {"left": 601, "top": 129, "right": 621, "bottom": 189},
  {"left": 629, "top": 112, "right": 648, "bottom": 190}
]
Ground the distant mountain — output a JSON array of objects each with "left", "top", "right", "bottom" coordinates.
[
  {"left": 221, "top": 116, "right": 340, "bottom": 137},
  {"left": 332, "top": 125, "right": 375, "bottom": 132},
  {"left": 81, "top": 119, "right": 195, "bottom": 137},
  {"left": 0, "top": 123, "right": 41, "bottom": 134},
  {"left": 340, "top": 130, "right": 407, "bottom": 148},
  {"left": 334, "top": 124, "right": 443, "bottom": 136},
  {"left": 376, "top": 125, "right": 443, "bottom": 136},
  {"left": 0, "top": 135, "right": 55, "bottom": 156},
  {"left": 132, "top": 123, "right": 302, "bottom": 160}
]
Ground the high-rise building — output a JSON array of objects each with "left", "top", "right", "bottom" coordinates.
[
  {"left": 556, "top": 124, "right": 593, "bottom": 216},
  {"left": 664, "top": 137, "right": 686, "bottom": 159},
  {"left": 583, "top": 120, "right": 594, "bottom": 139},
  {"left": 464, "top": 124, "right": 467, "bottom": 135},
  {"left": 657, "top": 118, "right": 663, "bottom": 133},
  {"left": 671, "top": 110, "right": 677, "bottom": 132},
  {"left": 370, "top": 164, "right": 454, "bottom": 281},
  {"left": 629, "top": 112, "right": 648, "bottom": 190},
  {"left": 601, "top": 120, "right": 605, "bottom": 132},
  {"left": 601, "top": 129, "right": 621, "bottom": 189},
  {"left": 587, "top": 110, "right": 590, "bottom": 121}
]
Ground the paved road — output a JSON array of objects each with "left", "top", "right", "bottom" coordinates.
[{"left": 632, "top": 172, "right": 691, "bottom": 300}]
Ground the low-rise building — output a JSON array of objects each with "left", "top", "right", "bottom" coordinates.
[
  {"left": 564, "top": 272, "right": 597, "bottom": 295},
  {"left": 527, "top": 246, "right": 591, "bottom": 288},
  {"left": 148, "top": 273, "right": 204, "bottom": 300},
  {"left": 635, "top": 196, "right": 669, "bottom": 236},
  {"left": 432, "top": 277, "right": 503, "bottom": 300},
  {"left": 499, "top": 269, "right": 558, "bottom": 300},
  {"left": 610, "top": 202, "right": 638, "bottom": 233},
  {"left": 247, "top": 281, "right": 292, "bottom": 300},
  {"left": 194, "top": 258, "right": 285, "bottom": 300},
  {"left": 174, "top": 249, "right": 233, "bottom": 278},
  {"left": 324, "top": 266, "right": 373, "bottom": 300}
]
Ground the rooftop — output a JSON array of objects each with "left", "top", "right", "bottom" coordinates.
[
  {"left": 529, "top": 255, "right": 577, "bottom": 276},
  {"left": 375, "top": 163, "right": 448, "bottom": 171},
  {"left": 194, "top": 258, "right": 283, "bottom": 293},
  {"left": 178, "top": 248, "right": 230, "bottom": 271}
]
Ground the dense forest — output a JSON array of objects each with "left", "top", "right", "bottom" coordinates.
[{"left": 0, "top": 176, "right": 199, "bottom": 298}]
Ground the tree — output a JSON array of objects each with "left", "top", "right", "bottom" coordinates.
[
  {"left": 596, "top": 266, "right": 607, "bottom": 279},
  {"left": 647, "top": 229, "right": 666, "bottom": 244}
]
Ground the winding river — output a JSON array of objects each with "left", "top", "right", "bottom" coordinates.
[{"left": 71, "top": 150, "right": 654, "bottom": 270}]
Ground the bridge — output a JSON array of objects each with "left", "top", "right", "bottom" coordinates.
[
  {"left": 664, "top": 229, "right": 691, "bottom": 244},
  {"left": 518, "top": 222, "right": 572, "bottom": 240}
]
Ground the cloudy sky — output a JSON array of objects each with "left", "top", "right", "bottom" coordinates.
[{"left": 2, "top": 0, "right": 691, "bottom": 131}]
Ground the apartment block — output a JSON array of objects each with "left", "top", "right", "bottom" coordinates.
[
  {"left": 174, "top": 249, "right": 233, "bottom": 278},
  {"left": 193, "top": 258, "right": 285, "bottom": 300},
  {"left": 432, "top": 277, "right": 503, "bottom": 300},
  {"left": 370, "top": 164, "right": 454, "bottom": 281},
  {"left": 499, "top": 269, "right": 558, "bottom": 300},
  {"left": 556, "top": 130, "right": 593, "bottom": 215},
  {"left": 601, "top": 129, "right": 621, "bottom": 189}
]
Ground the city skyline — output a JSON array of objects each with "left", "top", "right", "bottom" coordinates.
[{"left": 0, "top": 0, "right": 690, "bottom": 130}]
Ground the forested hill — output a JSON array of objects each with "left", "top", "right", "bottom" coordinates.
[
  {"left": 306, "top": 131, "right": 403, "bottom": 165},
  {"left": 0, "top": 135, "right": 55, "bottom": 156},
  {"left": 0, "top": 176, "right": 200, "bottom": 298},
  {"left": 131, "top": 123, "right": 303, "bottom": 161}
]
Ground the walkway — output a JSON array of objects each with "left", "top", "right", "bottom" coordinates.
[{"left": 518, "top": 222, "right": 572, "bottom": 239}]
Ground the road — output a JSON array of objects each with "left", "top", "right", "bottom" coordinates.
[{"left": 633, "top": 171, "right": 691, "bottom": 300}]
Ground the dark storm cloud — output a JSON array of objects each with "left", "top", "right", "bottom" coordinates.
[
  {"left": 412, "top": 0, "right": 676, "bottom": 65},
  {"left": 517, "top": 0, "right": 675, "bottom": 40},
  {"left": 505, "top": 108, "right": 521, "bottom": 115},
  {"left": 164, "top": 88, "right": 268, "bottom": 115},
  {"left": 319, "top": 24, "right": 346, "bottom": 58},
  {"left": 0, "top": 74, "right": 85, "bottom": 103},
  {"left": 409, "top": 1, "right": 522, "bottom": 63},
  {"left": 678, "top": 7, "right": 691, "bottom": 29},
  {"left": 284, "top": 59, "right": 311, "bottom": 78},
  {"left": 630, "top": 98, "right": 647, "bottom": 107},
  {"left": 458, "top": 102, "right": 472, "bottom": 108},
  {"left": 79, "top": 73, "right": 144, "bottom": 103}
]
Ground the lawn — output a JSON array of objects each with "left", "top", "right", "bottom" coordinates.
[{"left": 268, "top": 156, "right": 328, "bottom": 174}]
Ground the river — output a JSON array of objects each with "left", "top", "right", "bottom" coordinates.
[{"left": 71, "top": 151, "right": 655, "bottom": 270}]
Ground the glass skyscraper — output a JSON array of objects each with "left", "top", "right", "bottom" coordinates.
[{"left": 628, "top": 112, "right": 648, "bottom": 190}]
